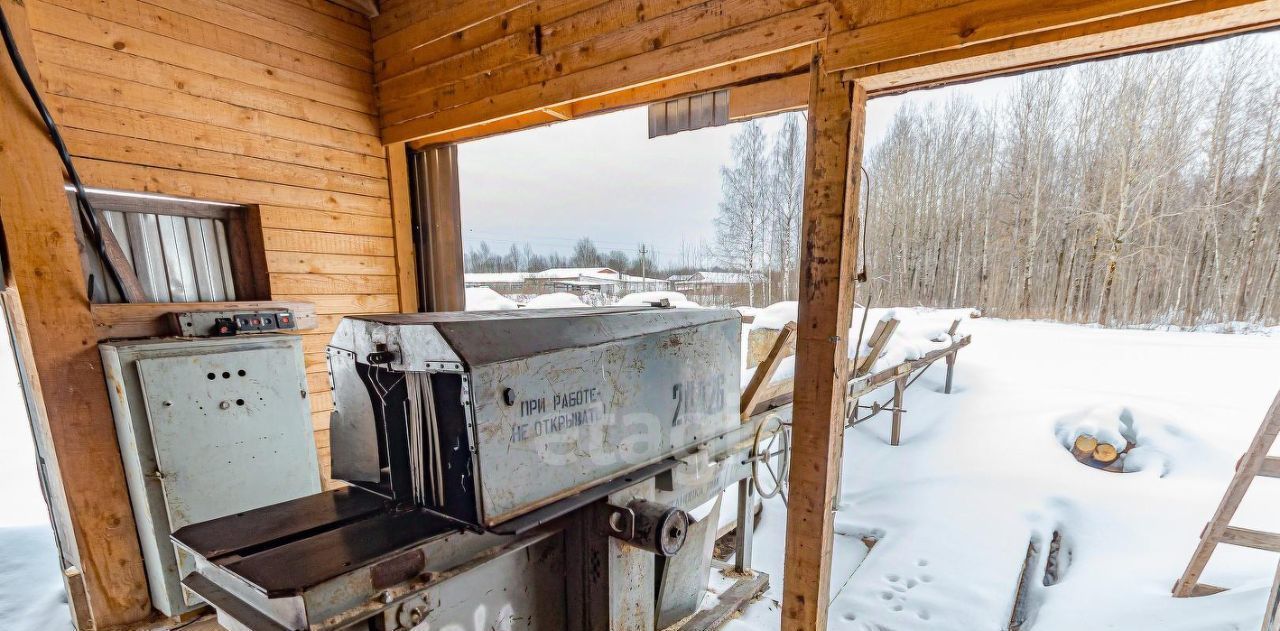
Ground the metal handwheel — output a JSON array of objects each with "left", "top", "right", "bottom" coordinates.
[{"left": 752, "top": 413, "right": 791, "bottom": 502}]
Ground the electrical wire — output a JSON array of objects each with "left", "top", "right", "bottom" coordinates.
[{"left": 0, "top": 4, "right": 131, "bottom": 299}]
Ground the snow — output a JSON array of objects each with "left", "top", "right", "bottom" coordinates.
[
  {"left": 721, "top": 318, "right": 1280, "bottom": 631},
  {"left": 3, "top": 303, "right": 1278, "bottom": 631},
  {"left": 615, "top": 291, "right": 702, "bottom": 308},
  {"left": 463, "top": 272, "right": 530, "bottom": 284},
  {"left": 0, "top": 318, "right": 73, "bottom": 631},
  {"left": 530, "top": 267, "right": 619, "bottom": 279},
  {"left": 522, "top": 292, "right": 587, "bottom": 308},
  {"left": 464, "top": 286, "right": 519, "bottom": 311},
  {"left": 747, "top": 301, "right": 799, "bottom": 330},
  {"left": 742, "top": 306, "right": 977, "bottom": 389}
]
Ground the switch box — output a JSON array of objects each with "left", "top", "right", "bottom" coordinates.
[{"left": 100, "top": 335, "right": 320, "bottom": 616}]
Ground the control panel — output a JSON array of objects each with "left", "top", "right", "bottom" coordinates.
[{"left": 174, "top": 310, "right": 297, "bottom": 338}]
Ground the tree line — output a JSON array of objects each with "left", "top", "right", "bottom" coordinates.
[
  {"left": 859, "top": 36, "right": 1278, "bottom": 327},
  {"left": 466, "top": 34, "right": 1277, "bottom": 326},
  {"left": 465, "top": 237, "right": 656, "bottom": 277}
]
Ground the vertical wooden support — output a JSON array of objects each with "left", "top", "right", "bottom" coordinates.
[
  {"left": 891, "top": 376, "right": 906, "bottom": 446},
  {"left": 0, "top": 1, "right": 151, "bottom": 625},
  {"left": 780, "top": 51, "right": 867, "bottom": 631},
  {"left": 1263, "top": 558, "right": 1280, "bottom": 631},
  {"left": 412, "top": 145, "right": 466, "bottom": 312},
  {"left": 944, "top": 352, "right": 957, "bottom": 394},
  {"left": 387, "top": 142, "right": 419, "bottom": 313}
]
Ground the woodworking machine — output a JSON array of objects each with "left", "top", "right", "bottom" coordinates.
[{"left": 173, "top": 306, "right": 772, "bottom": 631}]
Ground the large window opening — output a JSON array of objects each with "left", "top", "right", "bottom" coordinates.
[{"left": 448, "top": 29, "right": 1280, "bottom": 631}]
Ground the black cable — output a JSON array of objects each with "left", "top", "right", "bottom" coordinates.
[{"left": 0, "top": 3, "right": 131, "bottom": 299}]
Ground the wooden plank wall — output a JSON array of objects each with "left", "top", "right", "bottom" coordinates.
[
  {"left": 373, "top": 0, "right": 829, "bottom": 145},
  {"left": 25, "top": 0, "right": 398, "bottom": 486},
  {"left": 375, "top": 0, "right": 1280, "bottom": 146}
]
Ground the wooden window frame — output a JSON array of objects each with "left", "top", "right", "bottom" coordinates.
[{"left": 80, "top": 190, "right": 271, "bottom": 303}]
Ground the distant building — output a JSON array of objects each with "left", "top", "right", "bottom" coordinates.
[
  {"left": 463, "top": 272, "right": 530, "bottom": 291},
  {"left": 666, "top": 271, "right": 765, "bottom": 308},
  {"left": 668, "top": 271, "right": 765, "bottom": 291},
  {"left": 464, "top": 267, "right": 668, "bottom": 297}
]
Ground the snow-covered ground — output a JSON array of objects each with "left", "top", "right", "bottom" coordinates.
[
  {"left": 2, "top": 312, "right": 1277, "bottom": 630},
  {"left": 722, "top": 317, "right": 1280, "bottom": 631}
]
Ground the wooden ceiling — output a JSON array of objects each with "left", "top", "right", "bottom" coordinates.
[
  {"left": 369, "top": 0, "right": 1280, "bottom": 148},
  {"left": 328, "top": 0, "right": 379, "bottom": 18}
]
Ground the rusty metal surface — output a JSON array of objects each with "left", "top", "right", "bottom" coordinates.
[
  {"left": 370, "top": 549, "right": 425, "bottom": 590},
  {"left": 492, "top": 458, "right": 678, "bottom": 535}
]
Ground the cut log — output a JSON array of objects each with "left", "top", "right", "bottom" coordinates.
[
  {"left": 1093, "top": 443, "right": 1119, "bottom": 464},
  {"left": 1071, "top": 434, "right": 1098, "bottom": 459}
]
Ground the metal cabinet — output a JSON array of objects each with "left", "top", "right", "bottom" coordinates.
[{"left": 100, "top": 335, "right": 320, "bottom": 616}]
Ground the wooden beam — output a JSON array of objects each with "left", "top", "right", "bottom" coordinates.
[
  {"left": 827, "top": 0, "right": 1197, "bottom": 71},
  {"left": 1221, "top": 526, "right": 1280, "bottom": 553},
  {"left": 728, "top": 73, "right": 810, "bottom": 121},
  {"left": 386, "top": 143, "right": 419, "bottom": 313},
  {"left": 781, "top": 52, "right": 866, "bottom": 631},
  {"left": 90, "top": 301, "right": 319, "bottom": 340},
  {"left": 741, "top": 322, "right": 797, "bottom": 420},
  {"left": 328, "top": 0, "right": 379, "bottom": 18},
  {"left": 373, "top": 0, "right": 531, "bottom": 60},
  {"left": 847, "top": 0, "right": 1280, "bottom": 94},
  {"left": 382, "top": 5, "right": 828, "bottom": 143},
  {"left": 0, "top": 0, "right": 151, "bottom": 624},
  {"left": 408, "top": 48, "right": 811, "bottom": 148},
  {"left": 1259, "top": 456, "right": 1280, "bottom": 478}
]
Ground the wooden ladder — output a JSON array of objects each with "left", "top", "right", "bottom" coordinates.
[{"left": 1172, "top": 390, "right": 1280, "bottom": 630}]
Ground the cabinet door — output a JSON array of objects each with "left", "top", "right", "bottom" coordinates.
[{"left": 136, "top": 345, "right": 319, "bottom": 532}]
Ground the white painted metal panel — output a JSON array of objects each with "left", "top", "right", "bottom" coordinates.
[
  {"left": 101, "top": 336, "right": 319, "bottom": 615},
  {"left": 126, "top": 211, "right": 172, "bottom": 302},
  {"left": 84, "top": 202, "right": 238, "bottom": 303}
]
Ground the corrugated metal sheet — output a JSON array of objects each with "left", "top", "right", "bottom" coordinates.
[
  {"left": 75, "top": 192, "right": 238, "bottom": 303},
  {"left": 648, "top": 90, "right": 729, "bottom": 138}
]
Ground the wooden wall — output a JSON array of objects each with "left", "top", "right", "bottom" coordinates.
[
  {"left": 373, "top": 0, "right": 1280, "bottom": 147},
  {"left": 25, "top": 0, "right": 401, "bottom": 486},
  {"left": 373, "top": 0, "right": 828, "bottom": 146}
]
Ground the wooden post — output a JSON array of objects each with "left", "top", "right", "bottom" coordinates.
[
  {"left": 387, "top": 142, "right": 420, "bottom": 314},
  {"left": 944, "top": 319, "right": 959, "bottom": 394},
  {"left": 780, "top": 50, "right": 866, "bottom": 631},
  {"left": 0, "top": 0, "right": 151, "bottom": 625},
  {"left": 412, "top": 145, "right": 466, "bottom": 312},
  {"left": 1263, "top": 557, "right": 1280, "bottom": 631},
  {"left": 891, "top": 376, "right": 906, "bottom": 446},
  {"left": 945, "top": 352, "right": 957, "bottom": 394}
]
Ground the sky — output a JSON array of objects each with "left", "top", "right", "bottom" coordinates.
[
  {"left": 457, "top": 30, "right": 1278, "bottom": 267},
  {"left": 457, "top": 77, "right": 1013, "bottom": 266}
]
